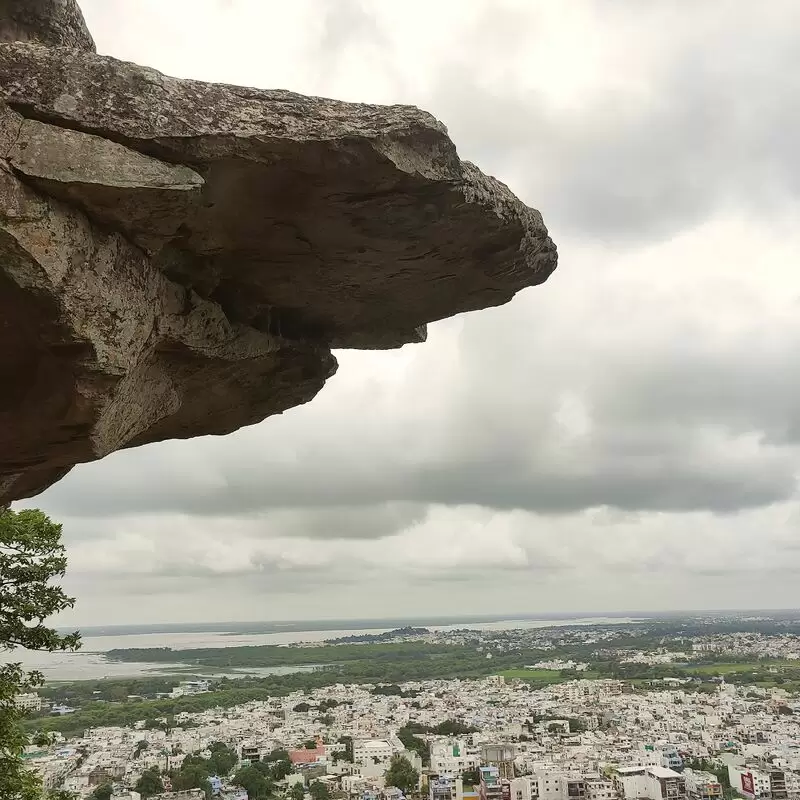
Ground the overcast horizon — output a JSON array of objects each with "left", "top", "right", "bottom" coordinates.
[
  {"left": 14, "top": 0, "right": 800, "bottom": 626},
  {"left": 63, "top": 609, "right": 800, "bottom": 635}
]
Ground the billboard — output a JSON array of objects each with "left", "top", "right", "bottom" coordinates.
[
  {"left": 501, "top": 783, "right": 511, "bottom": 800},
  {"left": 741, "top": 773, "right": 755, "bottom": 796}
]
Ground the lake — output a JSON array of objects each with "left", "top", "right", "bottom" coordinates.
[{"left": 0, "top": 615, "right": 643, "bottom": 681}]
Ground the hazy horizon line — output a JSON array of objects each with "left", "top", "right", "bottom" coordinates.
[{"left": 61, "top": 607, "right": 800, "bottom": 635}]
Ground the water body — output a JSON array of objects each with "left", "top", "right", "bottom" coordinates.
[{"left": 1, "top": 615, "right": 643, "bottom": 681}]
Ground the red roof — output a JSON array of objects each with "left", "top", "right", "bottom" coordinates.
[{"left": 290, "top": 743, "right": 326, "bottom": 764}]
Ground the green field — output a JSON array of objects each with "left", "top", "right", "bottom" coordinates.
[{"left": 498, "top": 668, "right": 562, "bottom": 680}]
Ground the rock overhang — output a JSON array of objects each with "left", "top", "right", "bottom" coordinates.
[{"left": 0, "top": 0, "right": 557, "bottom": 504}]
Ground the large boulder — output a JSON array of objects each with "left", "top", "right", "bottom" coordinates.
[
  {"left": 0, "top": 3, "right": 557, "bottom": 504},
  {"left": 0, "top": 0, "right": 95, "bottom": 50}
]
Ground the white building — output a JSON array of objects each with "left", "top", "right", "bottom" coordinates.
[
  {"left": 170, "top": 681, "right": 211, "bottom": 699},
  {"left": 615, "top": 766, "right": 686, "bottom": 800},
  {"left": 585, "top": 777, "right": 617, "bottom": 800},
  {"left": 511, "top": 771, "right": 590, "bottom": 800},
  {"left": 430, "top": 774, "right": 464, "bottom": 800},
  {"left": 16, "top": 692, "right": 43, "bottom": 712},
  {"left": 354, "top": 739, "right": 394, "bottom": 767},
  {"left": 430, "top": 740, "right": 480, "bottom": 775},
  {"left": 726, "top": 766, "right": 771, "bottom": 799},
  {"left": 683, "top": 770, "right": 722, "bottom": 800}
]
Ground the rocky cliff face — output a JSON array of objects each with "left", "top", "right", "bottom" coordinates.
[{"left": 0, "top": 0, "right": 557, "bottom": 504}]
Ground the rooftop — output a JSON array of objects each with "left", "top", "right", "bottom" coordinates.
[{"left": 648, "top": 767, "right": 683, "bottom": 779}]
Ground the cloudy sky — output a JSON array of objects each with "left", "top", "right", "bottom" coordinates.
[{"left": 16, "top": 0, "right": 800, "bottom": 626}]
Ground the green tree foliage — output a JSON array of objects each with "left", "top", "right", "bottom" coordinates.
[
  {"left": 293, "top": 702, "right": 311, "bottom": 712},
  {"left": 432, "top": 720, "right": 477, "bottom": 737},
  {"left": 462, "top": 769, "right": 481, "bottom": 786},
  {"left": 233, "top": 764, "right": 274, "bottom": 799},
  {"left": 166, "top": 742, "right": 238, "bottom": 798},
  {"left": 291, "top": 782, "right": 306, "bottom": 800},
  {"left": 397, "top": 725, "right": 429, "bottom": 765},
  {"left": 135, "top": 767, "right": 165, "bottom": 798},
  {"left": 568, "top": 718, "right": 588, "bottom": 733},
  {"left": 90, "top": 784, "right": 113, "bottom": 800},
  {"left": 265, "top": 748, "right": 291, "bottom": 763},
  {"left": 385, "top": 754, "right": 420, "bottom": 795},
  {"left": 0, "top": 508, "right": 81, "bottom": 800},
  {"left": 371, "top": 685, "right": 419, "bottom": 698},
  {"left": 303, "top": 739, "right": 318, "bottom": 749},
  {"left": 207, "top": 741, "right": 238, "bottom": 775},
  {"left": 336, "top": 736, "right": 354, "bottom": 763},
  {"left": 270, "top": 759, "right": 293, "bottom": 780},
  {"left": 309, "top": 781, "right": 331, "bottom": 800}
]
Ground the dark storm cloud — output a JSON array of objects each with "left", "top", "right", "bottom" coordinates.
[{"left": 34, "top": 289, "right": 800, "bottom": 525}]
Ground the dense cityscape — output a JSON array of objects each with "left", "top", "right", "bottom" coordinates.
[{"left": 18, "top": 616, "right": 800, "bottom": 800}]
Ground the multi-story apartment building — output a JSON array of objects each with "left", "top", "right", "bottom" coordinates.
[
  {"left": 615, "top": 766, "right": 687, "bottom": 800},
  {"left": 430, "top": 740, "right": 480, "bottom": 775},
  {"left": 480, "top": 766, "right": 509, "bottom": 800},
  {"left": 727, "top": 766, "right": 772, "bottom": 799},
  {"left": 511, "top": 771, "right": 591, "bottom": 800},
  {"left": 682, "top": 770, "right": 722, "bottom": 800},
  {"left": 661, "top": 748, "right": 683, "bottom": 772},
  {"left": 430, "top": 774, "right": 464, "bottom": 800},
  {"left": 354, "top": 739, "right": 394, "bottom": 767},
  {"left": 482, "top": 745, "right": 517, "bottom": 781},
  {"left": 585, "top": 776, "right": 617, "bottom": 800},
  {"left": 16, "top": 692, "right": 43, "bottom": 712}
]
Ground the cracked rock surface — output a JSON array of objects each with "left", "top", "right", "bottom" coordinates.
[{"left": 0, "top": 0, "right": 558, "bottom": 504}]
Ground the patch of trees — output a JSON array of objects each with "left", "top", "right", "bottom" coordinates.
[
  {"left": 135, "top": 767, "right": 165, "bottom": 798},
  {"left": 335, "top": 736, "right": 354, "bottom": 763},
  {"left": 385, "top": 755, "right": 420, "bottom": 794},
  {"left": 232, "top": 757, "right": 294, "bottom": 800},
  {"left": 332, "top": 627, "right": 431, "bottom": 643},
  {"left": 290, "top": 783, "right": 306, "bottom": 800},
  {"left": 432, "top": 720, "right": 478, "bottom": 736},
  {"left": 0, "top": 508, "right": 82, "bottom": 800},
  {"left": 25, "top": 688, "right": 277, "bottom": 738},
  {"left": 310, "top": 781, "right": 332, "bottom": 800},
  {"left": 40, "top": 676, "right": 182, "bottom": 707},
  {"left": 462, "top": 768, "right": 481, "bottom": 785},
  {"left": 157, "top": 742, "right": 240, "bottom": 798},
  {"left": 371, "top": 684, "right": 420, "bottom": 698},
  {"left": 397, "top": 725, "right": 429, "bottom": 764},
  {"left": 90, "top": 784, "right": 112, "bottom": 800}
]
